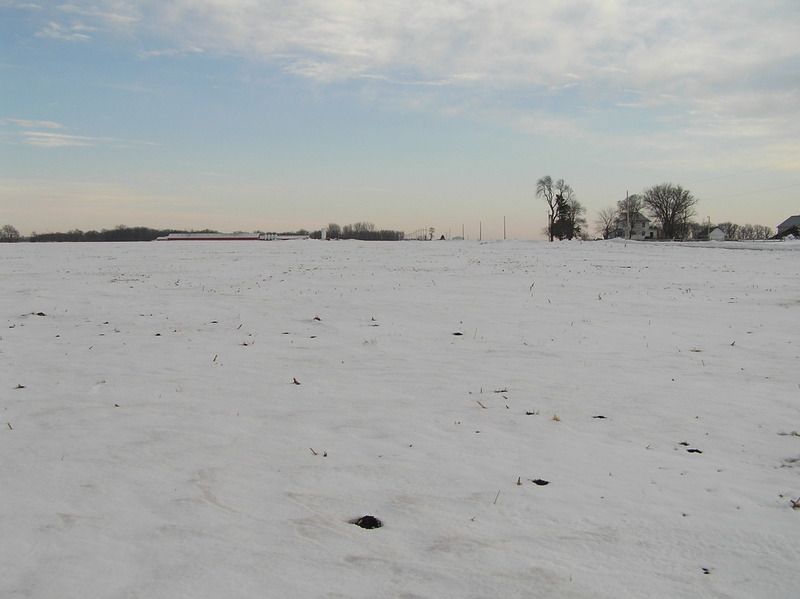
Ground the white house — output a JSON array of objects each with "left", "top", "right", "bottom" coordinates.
[{"left": 612, "top": 211, "right": 657, "bottom": 240}]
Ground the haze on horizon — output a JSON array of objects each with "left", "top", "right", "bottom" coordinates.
[{"left": 1, "top": 0, "right": 798, "bottom": 240}]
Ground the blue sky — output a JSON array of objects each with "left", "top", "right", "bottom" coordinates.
[{"left": 2, "top": 0, "right": 799, "bottom": 239}]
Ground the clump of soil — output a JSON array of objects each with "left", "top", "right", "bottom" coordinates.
[{"left": 350, "top": 515, "right": 382, "bottom": 529}]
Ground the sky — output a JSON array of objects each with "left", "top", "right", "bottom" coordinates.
[{"left": 1, "top": 0, "right": 799, "bottom": 239}]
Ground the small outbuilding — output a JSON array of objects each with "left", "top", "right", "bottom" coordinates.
[
  {"left": 709, "top": 227, "right": 725, "bottom": 242},
  {"left": 693, "top": 226, "right": 725, "bottom": 241}
]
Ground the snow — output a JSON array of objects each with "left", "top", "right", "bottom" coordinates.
[{"left": 2, "top": 239, "right": 799, "bottom": 598}]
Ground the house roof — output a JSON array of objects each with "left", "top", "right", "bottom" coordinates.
[
  {"left": 614, "top": 211, "right": 650, "bottom": 224},
  {"left": 697, "top": 227, "right": 723, "bottom": 236},
  {"left": 777, "top": 215, "right": 800, "bottom": 229}
]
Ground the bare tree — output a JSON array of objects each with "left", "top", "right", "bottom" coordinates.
[
  {"left": 536, "top": 176, "right": 557, "bottom": 242},
  {"left": 739, "top": 224, "right": 756, "bottom": 240},
  {"left": 595, "top": 207, "right": 616, "bottom": 239},
  {"left": 717, "top": 222, "right": 740, "bottom": 240},
  {"left": 755, "top": 224, "right": 774, "bottom": 239},
  {"left": 326, "top": 223, "right": 341, "bottom": 239},
  {"left": 0, "top": 224, "right": 21, "bottom": 242},
  {"left": 569, "top": 197, "right": 588, "bottom": 239},
  {"left": 737, "top": 224, "right": 771, "bottom": 240},
  {"left": 554, "top": 179, "right": 574, "bottom": 205},
  {"left": 537, "top": 176, "right": 576, "bottom": 241},
  {"left": 642, "top": 183, "right": 697, "bottom": 239}
]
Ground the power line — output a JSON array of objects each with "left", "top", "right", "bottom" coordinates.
[
  {"left": 701, "top": 181, "right": 800, "bottom": 200},
  {"left": 687, "top": 158, "right": 800, "bottom": 185}
]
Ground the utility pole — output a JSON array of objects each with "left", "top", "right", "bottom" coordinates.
[{"left": 625, "top": 191, "right": 631, "bottom": 240}]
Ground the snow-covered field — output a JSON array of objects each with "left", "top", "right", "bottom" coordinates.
[{"left": 2, "top": 239, "right": 799, "bottom": 598}]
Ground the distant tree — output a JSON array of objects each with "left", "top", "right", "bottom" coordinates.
[
  {"left": 717, "top": 222, "right": 740, "bottom": 241},
  {"left": 326, "top": 223, "right": 341, "bottom": 239},
  {"left": 0, "top": 224, "right": 21, "bottom": 242},
  {"left": 572, "top": 198, "right": 588, "bottom": 239},
  {"left": 29, "top": 225, "right": 190, "bottom": 242},
  {"left": 536, "top": 176, "right": 557, "bottom": 242},
  {"left": 738, "top": 224, "right": 770, "bottom": 240},
  {"left": 335, "top": 222, "right": 403, "bottom": 241},
  {"left": 552, "top": 194, "right": 586, "bottom": 240},
  {"left": 642, "top": 183, "right": 697, "bottom": 239},
  {"left": 739, "top": 224, "right": 756, "bottom": 240},
  {"left": 353, "top": 222, "right": 375, "bottom": 236},
  {"left": 594, "top": 207, "right": 616, "bottom": 239},
  {"left": 537, "top": 176, "right": 576, "bottom": 241},
  {"left": 754, "top": 224, "right": 774, "bottom": 239}
]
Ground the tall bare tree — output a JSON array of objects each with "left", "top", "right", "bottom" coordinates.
[
  {"left": 642, "top": 183, "right": 697, "bottom": 239},
  {"left": 536, "top": 176, "right": 557, "bottom": 242},
  {"left": 537, "top": 176, "right": 575, "bottom": 241}
]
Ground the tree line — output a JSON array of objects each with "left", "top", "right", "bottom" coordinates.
[
  {"left": 24, "top": 225, "right": 221, "bottom": 243},
  {"left": 1, "top": 222, "right": 406, "bottom": 243},
  {"left": 713, "top": 222, "right": 774, "bottom": 241},
  {"left": 317, "top": 222, "right": 405, "bottom": 241}
]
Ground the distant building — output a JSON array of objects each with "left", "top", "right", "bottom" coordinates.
[
  {"left": 776, "top": 215, "right": 800, "bottom": 236},
  {"left": 709, "top": 227, "right": 725, "bottom": 241},
  {"left": 612, "top": 211, "right": 657, "bottom": 240},
  {"left": 156, "top": 233, "right": 265, "bottom": 241},
  {"left": 690, "top": 226, "right": 725, "bottom": 241}
]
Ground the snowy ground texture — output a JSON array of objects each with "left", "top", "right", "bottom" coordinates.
[{"left": 2, "top": 239, "right": 800, "bottom": 599}]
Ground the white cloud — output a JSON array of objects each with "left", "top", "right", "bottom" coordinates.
[
  {"left": 4, "top": 118, "right": 65, "bottom": 129},
  {"left": 134, "top": 1, "right": 797, "bottom": 96},
  {"left": 35, "top": 21, "right": 92, "bottom": 41},
  {"left": 2, "top": 117, "right": 155, "bottom": 149},
  {"left": 22, "top": 131, "right": 105, "bottom": 147},
  {"left": 24, "top": 2, "right": 800, "bottom": 109},
  {"left": 56, "top": 3, "right": 138, "bottom": 24},
  {"left": 15, "top": 1, "right": 800, "bottom": 169},
  {"left": 17, "top": 130, "right": 156, "bottom": 148}
]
